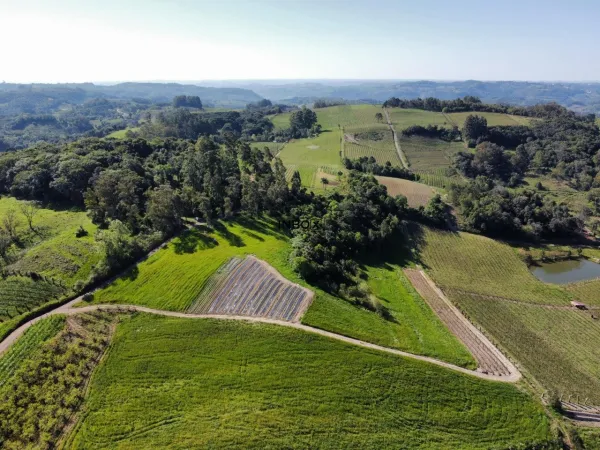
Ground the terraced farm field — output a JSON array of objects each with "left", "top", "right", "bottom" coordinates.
[
  {"left": 444, "top": 112, "right": 531, "bottom": 128},
  {"left": 404, "top": 270, "right": 515, "bottom": 377},
  {"left": 414, "top": 169, "right": 463, "bottom": 190},
  {"left": 399, "top": 136, "right": 465, "bottom": 172},
  {"left": 454, "top": 293, "right": 600, "bottom": 404},
  {"left": 375, "top": 176, "right": 435, "bottom": 207},
  {"left": 188, "top": 256, "right": 313, "bottom": 322},
  {"left": 0, "top": 276, "right": 65, "bottom": 323},
  {"left": 65, "top": 314, "right": 555, "bottom": 449},
  {"left": 419, "top": 228, "right": 570, "bottom": 304}
]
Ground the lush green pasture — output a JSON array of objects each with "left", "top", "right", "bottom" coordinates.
[
  {"left": 270, "top": 112, "right": 290, "bottom": 130},
  {"left": 316, "top": 104, "right": 384, "bottom": 129},
  {"left": 400, "top": 136, "right": 464, "bottom": 172},
  {"left": 251, "top": 141, "right": 285, "bottom": 155},
  {"left": 106, "top": 127, "right": 140, "bottom": 139},
  {"left": 455, "top": 294, "right": 600, "bottom": 404},
  {"left": 278, "top": 130, "right": 343, "bottom": 188},
  {"left": 445, "top": 112, "right": 530, "bottom": 128},
  {"left": 388, "top": 109, "right": 449, "bottom": 129},
  {"left": 65, "top": 314, "right": 554, "bottom": 449},
  {"left": 419, "top": 228, "right": 570, "bottom": 304},
  {"left": 93, "top": 218, "right": 474, "bottom": 365},
  {"left": 91, "top": 219, "right": 289, "bottom": 311},
  {"left": 304, "top": 264, "right": 475, "bottom": 367},
  {"left": 0, "top": 196, "right": 102, "bottom": 285},
  {"left": 0, "top": 315, "right": 65, "bottom": 386}
]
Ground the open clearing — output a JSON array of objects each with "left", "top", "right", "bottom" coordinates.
[
  {"left": 375, "top": 176, "right": 435, "bottom": 207},
  {"left": 444, "top": 112, "right": 531, "bottom": 128},
  {"left": 404, "top": 269, "right": 516, "bottom": 378},
  {"left": 387, "top": 108, "right": 450, "bottom": 129},
  {"left": 187, "top": 256, "right": 313, "bottom": 322},
  {"left": 63, "top": 314, "right": 553, "bottom": 449}
]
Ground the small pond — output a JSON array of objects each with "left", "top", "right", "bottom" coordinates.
[{"left": 530, "top": 259, "right": 600, "bottom": 284}]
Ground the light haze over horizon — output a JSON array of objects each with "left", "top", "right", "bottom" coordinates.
[{"left": 1, "top": 0, "right": 599, "bottom": 84}]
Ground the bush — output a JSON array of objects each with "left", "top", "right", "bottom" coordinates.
[{"left": 76, "top": 226, "right": 89, "bottom": 238}]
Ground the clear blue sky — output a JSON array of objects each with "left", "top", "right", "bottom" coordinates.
[{"left": 1, "top": 0, "right": 599, "bottom": 83}]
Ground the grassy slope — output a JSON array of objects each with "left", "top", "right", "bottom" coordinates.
[
  {"left": 65, "top": 314, "right": 554, "bottom": 450},
  {"left": 399, "top": 136, "right": 465, "bottom": 172},
  {"left": 0, "top": 196, "right": 102, "bottom": 285},
  {"left": 419, "top": 227, "right": 571, "bottom": 304},
  {"left": 91, "top": 218, "right": 473, "bottom": 366},
  {"left": 445, "top": 112, "right": 531, "bottom": 128},
  {"left": 374, "top": 176, "right": 434, "bottom": 207},
  {"left": 388, "top": 109, "right": 449, "bottom": 128}
]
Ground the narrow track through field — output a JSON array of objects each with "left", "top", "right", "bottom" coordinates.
[{"left": 383, "top": 107, "right": 410, "bottom": 169}]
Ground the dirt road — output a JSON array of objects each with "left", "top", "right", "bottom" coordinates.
[{"left": 383, "top": 107, "right": 410, "bottom": 169}]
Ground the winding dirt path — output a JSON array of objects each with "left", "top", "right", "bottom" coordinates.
[
  {"left": 383, "top": 107, "right": 410, "bottom": 169},
  {"left": 0, "top": 296, "right": 521, "bottom": 383}
]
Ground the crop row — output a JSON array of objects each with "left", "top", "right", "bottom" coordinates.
[
  {"left": 0, "top": 315, "right": 65, "bottom": 386},
  {"left": 421, "top": 228, "right": 570, "bottom": 304},
  {"left": 454, "top": 292, "right": 600, "bottom": 405},
  {"left": 404, "top": 269, "right": 511, "bottom": 376},
  {"left": 0, "top": 276, "right": 65, "bottom": 322},
  {"left": 188, "top": 256, "right": 312, "bottom": 322}
]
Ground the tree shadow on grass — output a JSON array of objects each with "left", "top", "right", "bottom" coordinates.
[
  {"left": 234, "top": 215, "right": 288, "bottom": 241},
  {"left": 212, "top": 221, "right": 245, "bottom": 248},
  {"left": 173, "top": 228, "right": 218, "bottom": 254}
]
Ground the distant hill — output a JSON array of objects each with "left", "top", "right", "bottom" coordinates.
[
  {"left": 199, "top": 80, "right": 600, "bottom": 114},
  {"left": 0, "top": 82, "right": 262, "bottom": 115}
]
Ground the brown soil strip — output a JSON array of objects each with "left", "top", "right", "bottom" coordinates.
[{"left": 404, "top": 269, "right": 519, "bottom": 378}]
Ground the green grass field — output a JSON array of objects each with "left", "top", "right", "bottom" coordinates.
[
  {"left": 64, "top": 314, "right": 555, "bottom": 449},
  {"left": 566, "top": 279, "right": 600, "bottom": 306},
  {"left": 444, "top": 112, "right": 532, "bottom": 128},
  {"left": 106, "top": 127, "right": 140, "bottom": 139},
  {"left": 0, "top": 275, "right": 65, "bottom": 322},
  {"left": 344, "top": 127, "right": 400, "bottom": 165},
  {"left": 0, "top": 197, "right": 102, "bottom": 285},
  {"left": 388, "top": 109, "right": 449, "bottom": 129},
  {"left": 419, "top": 227, "right": 571, "bottom": 305},
  {"left": 454, "top": 294, "right": 600, "bottom": 404},
  {"left": 92, "top": 218, "right": 475, "bottom": 365}
]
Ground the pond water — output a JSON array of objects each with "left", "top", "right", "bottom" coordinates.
[{"left": 530, "top": 259, "right": 600, "bottom": 284}]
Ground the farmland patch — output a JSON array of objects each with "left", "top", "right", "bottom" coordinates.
[
  {"left": 375, "top": 176, "right": 435, "bottom": 207},
  {"left": 187, "top": 256, "right": 313, "bottom": 322}
]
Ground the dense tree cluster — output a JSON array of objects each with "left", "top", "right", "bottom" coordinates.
[
  {"left": 343, "top": 156, "right": 417, "bottom": 180},
  {"left": 138, "top": 109, "right": 274, "bottom": 141},
  {"left": 287, "top": 106, "right": 320, "bottom": 138},
  {"left": 401, "top": 124, "right": 461, "bottom": 141},
  {"left": 288, "top": 172, "right": 409, "bottom": 291},
  {"left": 454, "top": 142, "right": 521, "bottom": 185},
  {"left": 172, "top": 95, "right": 203, "bottom": 109},
  {"left": 449, "top": 177, "right": 583, "bottom": 239},
  {"left": 313, "top": 98, "right": 346, "bottom": 108}
]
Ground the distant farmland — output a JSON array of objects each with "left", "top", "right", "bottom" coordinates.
[{"left": 444, "top": 111, "right": 532, "bottom": 128}]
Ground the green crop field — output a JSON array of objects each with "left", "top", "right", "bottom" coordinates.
[
  {"left": 0, "top": 197, "right": 102, "bottom": 285},
  {"left": 400, "top": 136, "right": 465, "bottom": 172},
  {"left": 454, "top": 293, "right": 600, "bottom": 404},
  {"left": 344, "top": 127, "right": 400, "bottom": 165},
  {"left": 414, "top": 169, "right": 463, "bottom": 190},
  {"left": 0, "top": 275, "right": 65, "bottom": 323},
  {"left": 444, "top": 112, "right": 531, "bottom": 128},
  {"left": 0, "top": 315, "right": 65, "bottom": 386},
  {"left": 419, "top": 227, "right": 570, "bottom": 305},
  {"left": 388, "top": 109, "right": 449, "bottom": 129},
  {"left": 64, "top": 314, "right": 554, "bottom": 449},
  {"left": 316, "top": 104, "right": 384, "bottom": 129}
]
